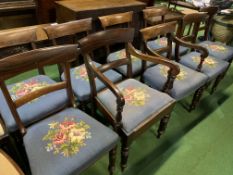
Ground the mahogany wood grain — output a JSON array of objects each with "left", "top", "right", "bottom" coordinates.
[
  {"left": 175, "top": 12, "right": 213, "bottom": 49},
  {"left": 140, "top": 21, "right": 208, "bottom": 111},
  {"left": 55, "top": 0, "right": 146, "bottom": 46},
  {"left": 43, "top": 18, "right": 92, "bottom": 75},
  {"left": 0, "top": 27, "right": 37, "bottom": 49},
  {"left": 79, "top": 28, "right": 176, "bottom": 170},
  {"left": 98, "top": 11, "right": 133, "bottom": 56},
  {"left": 99, "top": 11, "right": 133, "bottom": 29},
  {"left": 43, "top": 18, "right": 92, "bottom": 40}
]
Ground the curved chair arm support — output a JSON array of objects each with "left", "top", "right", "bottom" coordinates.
[
  {"left": 173, "top": 36, "right": 209, "bottom": 71},
  {"left": 128, "top": 43, "right": 180, "bottom": 93},
  {"left": 84, "top": 55, "right": 125, "bottom": 128},
  {"left": 128, "top": 43, "right": 180, "bottom": 76}
]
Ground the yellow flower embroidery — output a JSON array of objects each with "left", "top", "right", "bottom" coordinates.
[
  {"left": 206, "top": 44, "right": 227, "bottom": 52},
  {"left": 74, "top": 66, "right": 89, "bottom": 81},
  {"left": 48, "top": 122, "right": 58, "bottom": 129},
  {"left": 192, "top": 56, "right": 217, "bottom": 68},
  {"left": 121, "top": 87, "right": 150, "bottom": 106},
  {"left": 9, "top": 80, "right": 49, "bottom": 101},
  {"left": 43, "top": 118, "right": 91, "bottom": 157},
  {"left": 155, "top": 38, "right": 174, "bottom": 47},
  {"left": 117, "top": 50, "right": 139, "bottom": 62},
  {"left": 160, "top": 65, "right": 187, "bottom": 80}
]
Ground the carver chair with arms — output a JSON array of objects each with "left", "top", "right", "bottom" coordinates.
[
  {"left": 79, "top": 28, "right": 177, "bottom": 171},
  {"left": 143, "top": 7, "right": 189, "bottom": 57},
  {"left": 176, "top": 13, "right": 230, "bottom": 94},
  {"left": 198, "top": 7, "right": 233, "bottom": 93},
  {"left": 140, "top": 21, "right": 210, "bottom": 111},
  {"left": 0, "top": 45, "right": 119, "bottom": 175},
  {"left": 43, "top": 19, "right": 122, "bottom": 108}
]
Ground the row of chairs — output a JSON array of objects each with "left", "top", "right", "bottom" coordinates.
[{"left": 0, "top": 6, "right": 233, "bottom": 175}]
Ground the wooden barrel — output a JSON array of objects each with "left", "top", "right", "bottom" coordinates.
[{"left": 211, "top": 15, "right": 233, "bottom": 44}]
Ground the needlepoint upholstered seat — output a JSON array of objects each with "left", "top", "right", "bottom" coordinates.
[
  {"left": 176, "top": 13, "right": 230, "bottom": 93},
  {"left": 79, "top": 28, "right": 177, "bottom": 171},
  {"left": 0, "top": 27, "right": 63, "bottom": 132},
  {"left": 140, "top": 21, "right": 210, "bottom": 111},
  {"left": 43, "top": 19, "right": 122, "bottom": 105},
  {"left": 0, "top": 75, "right": 68, "bottom": 132},
  {"left": 0, "top": 45, "right": 119, "bottom": 175}
]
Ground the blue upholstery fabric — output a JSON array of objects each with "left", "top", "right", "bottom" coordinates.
[
  {"left": 24, "top": 108, "right": 118, "bottom": 175},
  {"left": 147, "top": 37, "right": 189, "bottom": 57},
  {"left": 97, "top": 79, "right": 175, "bottom": 134},
  {"left": 61, "top": 62, "right": 122, "bottom": 102},
  {"left": 0, "top": 75, "right": 68, "bottom": 132},
  {"left": 107, "top": 49, "right": 154, "bottom": 76},
  {"left": 143, "top": 62, "right": 208, "bottom": 100},
  {"left": 180, "top": 52, "right": 229, "bottom": 80},
  {"left": 199, "top": 41, "right": 233, "bottom": 61}
]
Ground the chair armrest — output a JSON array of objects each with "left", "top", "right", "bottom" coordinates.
[
  {"left": 84, "top": 56, "right": 125, "bottom": 128},
  {"left": 128, "top": 43, "right": 180, "bottom": 93},
  {"left": 173, "top": 36, "right": 208, "bottom": 71}
]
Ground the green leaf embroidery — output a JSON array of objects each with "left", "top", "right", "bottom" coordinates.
[
  {"left": 121, "top": 87, "right": 150, "bottom": 106},
  {"left": 43, "top": 118, "right": 92, "bottom": 157}
]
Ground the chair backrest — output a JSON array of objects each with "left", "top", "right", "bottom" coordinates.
[
  {"left": 199, "top": 6, "right": 218, "bottom": 40},
  {"left": 143, "top": 6, "right": 169, "bottom": 27},
  {"left": 0, "top": 27, "right": 46, "bottom": 74},
  {"left": 176, "top": 12, "right": 207, "bottom": 43},
  {"left": 43, "top": 18, "right": 92, "bottom": 74},
  {"left": 0, "top": 27, "right": 37, "bottom": 50},
  {"left": 99, "top": 11, "right": 133, "bottom": 29},
  {"left": 0, "top": 26, "right": 45, "bottom": 74},
  {"left": 99, "top": 12, "right": 134, "bottom": 55},
  {"left": 78, "top": 28, "right": 135, "bottom": 96},
  {"left": 43, "top": 18, "right": 92, "bottom": 45},
  {"left": 140, "top": 21, "right": 177, "bottom": 60},
  {"left": 0, "top": 45, "right": 77, "bottom": 135}
]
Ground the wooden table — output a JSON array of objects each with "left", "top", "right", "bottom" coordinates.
[{"left": 55, "top": 0, "right": 146, "bottom": 34}]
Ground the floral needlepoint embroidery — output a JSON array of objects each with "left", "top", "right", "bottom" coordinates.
[
  {"left": 121, "top": 87, "right": 150, "bottom": 106},
  {"left": 160, "top": 65, "right": 187, "bottom": 80},
  {"left": 9, "top": 80, "right": 49, "bottom": 101},
  {"left": 117, "top": 50, "right": 139, "bottom": 62},
  {"left": 74, "top": 66, "right": 89, "bottom": 81},
  {"left": 192, "top": 56, "right": 217, "bottom": 68},
  {"left": 206, "top": 44, "right": 227, "bottom": 52},
  {"left": 43, "top": 118, "right": 91, "bottom": 157},
  {"left": 156, "top": 38, "right": 167, "bottom": 46},
  {"left": 155, "top": 38, "right": 174, "bottom": 47}
]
